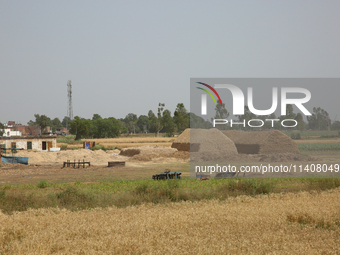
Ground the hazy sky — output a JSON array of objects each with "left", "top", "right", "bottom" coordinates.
[{"left": 1, "top": 1, "right": 339, "bottom": 124}]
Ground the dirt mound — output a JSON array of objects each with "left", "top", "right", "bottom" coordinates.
[
  {"left": 258, "top": 153, "right": 316, "bottom": 162},
  {"left": 190, "top": 128, "right": 238, "bottom": 162},
  {"left": 171, "top": 129, "right": 190, "bottom": 151},
  {"left": 119, "top": 148, "right": 141, "bottom": 157},
  {"left": 222, "top": 130, "right": 300, "bottom": 154}
]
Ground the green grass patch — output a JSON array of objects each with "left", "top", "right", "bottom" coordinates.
[
  {"left": 287, "top": 130, "right": 339, "bottom": 138},
  {"left": 90, "top": 145, "right": 116, "bottom": 151},
  {"left": 298, "top": 143, "right": 340, "bottom": 151},
  {"left": 57, "top": 135, "right": 82, "bottom": 144},
  {"left": 37, "top": 180, "right": 50, "bottom": 189},
  {"left": 1, "top": 178, "right": 340, "bottom": 214},
  {"left": 60, "top": 144, "right": 68, "bottom": 150}
]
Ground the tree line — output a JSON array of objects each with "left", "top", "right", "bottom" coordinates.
[
  {"left": 1, "top": 103, "right": 338, "bottom": 139},
  {"left": 24, "top": 103, "right": 191, "bottom": 140}
]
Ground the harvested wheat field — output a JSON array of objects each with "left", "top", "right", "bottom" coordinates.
[
  {"left": 1, "top": 188, "right": 339, "bottom": 254},
  {"left": 222, "top": 130, "right": 300, "bottom": 154}
]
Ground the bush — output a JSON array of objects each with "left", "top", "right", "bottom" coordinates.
[
  {"left": 90, "top": 145, "right": 114, "bottom": 151},
  {"left": 291, "top": 133, "right": 301, "bottom": 140},
  {"left": 37, "top": 180, "right": 49, "bottom": 189},
  {"left": 60, "top": 144, "right": 68, "bottom": 150}
]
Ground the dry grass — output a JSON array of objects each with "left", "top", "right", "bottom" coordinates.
[{"left": 1, "top": 188, "right": 339, "bottom": 254}]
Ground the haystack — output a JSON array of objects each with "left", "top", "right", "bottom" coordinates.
[
  {"left": 171, "top": 129, "right": 190, "bottom": 151},
  {"left": 119, "top": 145, "right": 178, "bottom": 161},
  {"left": 172, "top": 128, "right": 238, "bottom": 161},
  {"left": 222, "top": 130, "right": 299, "bottom": 154}
]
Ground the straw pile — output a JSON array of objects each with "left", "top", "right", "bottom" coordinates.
[
  {"left": 119, "top": 145, "right": 182, "bottom": 161},
  {"left": 172, "top": 128, "right": 238, "bottom": 161},
  {"left": 171, "top": 129, "right": 191, "bottom": 151},
  {"left": 222, "top": 130, "right": 300, "bottom": 154}
]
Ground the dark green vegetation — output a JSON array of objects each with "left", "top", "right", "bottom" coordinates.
[
  {"left": 1, "top": 178, "right": 340, "bottom": 215},
  {"left": 298, "top": 143, "right": 340, "bottom": 151},
  {"left": 27, "top": 102, "right": 191, "bottom": 139},
  {"left": 287, "top": 130, "right": 340, "bottom": 138},
  {"left": 90, "top": 145, "right": 120, "bottom": 151},
  {"left": 69, "top": 116, "right": 124, "bottom": 140}
]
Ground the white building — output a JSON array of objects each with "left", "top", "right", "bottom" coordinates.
[
  {"left": 1, "top": 128, "right": 22, "bottom": 137},
  {"left": 0, "top": 136, "right": 57, "bottom": 151}
]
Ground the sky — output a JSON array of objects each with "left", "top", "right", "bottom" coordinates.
[{"left": 1, "top": 0, "right": 339, "bottom": 125}]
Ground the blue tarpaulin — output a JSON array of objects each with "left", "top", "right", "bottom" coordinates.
[{"left": 1, "top": 156, "right": 29, "bottom": 165}]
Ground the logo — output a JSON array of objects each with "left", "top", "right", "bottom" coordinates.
[{"left": 196, "top": 82, "right": 312, "bottom": 128}]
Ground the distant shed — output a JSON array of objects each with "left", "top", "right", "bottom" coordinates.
[{"left": 221, "top": 130, "right": 299, "bottom": 154}]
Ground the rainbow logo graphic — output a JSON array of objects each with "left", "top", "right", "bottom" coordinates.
[{"left": 196, "top": 82, "right": 222, "bottom": 106}]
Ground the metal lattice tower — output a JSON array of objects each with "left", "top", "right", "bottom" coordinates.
[{"left": 67, "top": 80, "right": 73, "bottom": 126}]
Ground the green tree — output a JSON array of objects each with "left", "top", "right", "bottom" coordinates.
[
  {"left": 214, "top": 102, "right": 229, "bottom": 119},
  {"left": 123, "top": 113, "right": 138, "bottom": 134},
  {"left": 331, "top": 120, "right": 340, "bottom": 130},
  {"left": 91, "top": 117, "right": 122, "bottom": 138},
  {"left": 92, "top": 114, "right": 102, "bottom": 121},
  {"left": 190, "top": 113, "right": 213, "bottom": 129},
  {"left": 137, "top": 115, "right": 150, "bottom": 133},
  {"left": 149, "top": 103, "right": 165, "bottom": 136},
  {"left": 28, "top": 114, "right": 51, "bottom": 133},
  {"left": 148, "top": 110, "right": 157, "bottom": 133},
  {"left": 212, "top": 102, "right": 230, "bottom": 130},
  {"left": 307, "top": 107, "right": 330, "bottom": 130},
  {"left": 162, "top": 109, "right": 175, "bottom": 136},
  {"left": 69, "top": 116, "right": 91, "bottom": 140},
  {"left": 0, "top": 122, "right": 4, "bottom": 137},
  {"left": 50, "top": 118, "right": 62, "bottom": 132},
  {"left": 173, "top": 103, "right": 189, "bottom": 133},
  {"left": 62, "top": 116, "right": 71, "bottom": 128},
  {"left": 52, "top": 118, "right": 62, "bottom": 127},
  {"left": 295, "top": 113, "right": 305, "bottom": 132}
]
